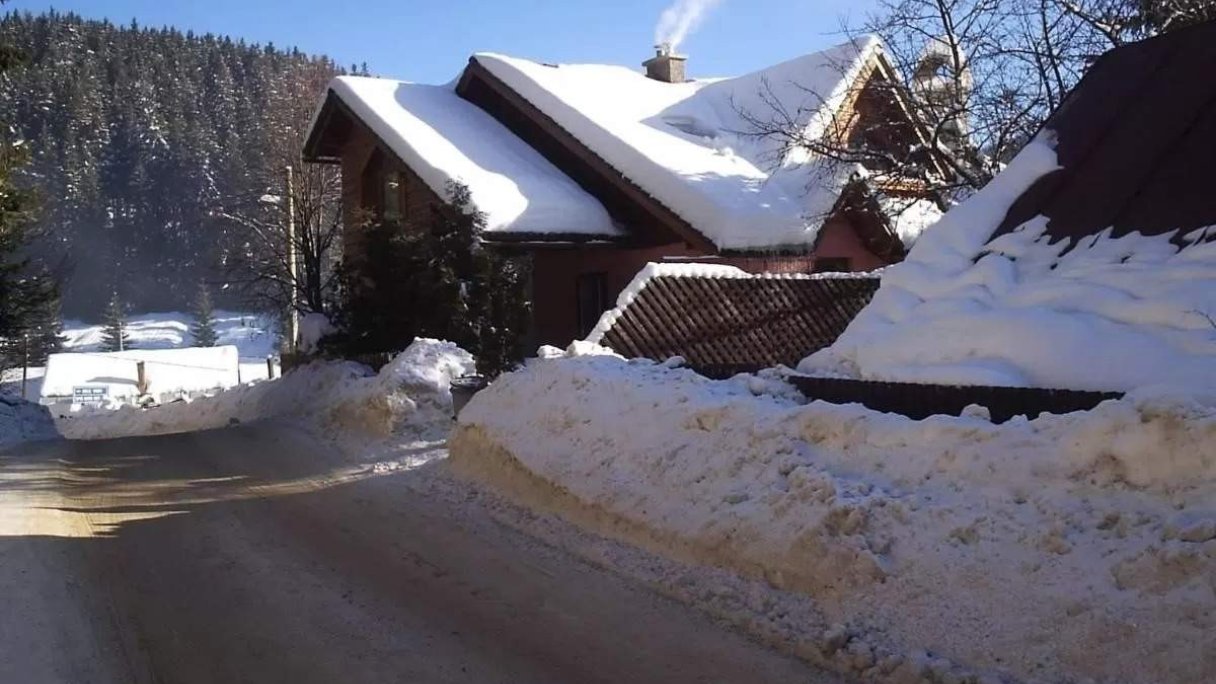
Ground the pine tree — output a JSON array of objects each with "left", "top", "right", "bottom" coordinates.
[
  {"left": 0, "top": 5, "right": 60, "bottom": 374},
  {"left": 335, "top": 182, "right": 530, "bottom": 376},
  {"left": 100, "top": 291, "right": 131, "bottom": 352},
  {"left": 191, "top": 281, "right": 219, "bottom": 347}
]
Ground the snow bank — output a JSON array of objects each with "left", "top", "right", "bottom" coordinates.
[
  {"left": 322, "top": 76, "right": 619, "bottom": 237},
  {"left": 452, "top": 353, "right": 1216, "bottom": 684},
  {"left": 803, "top": 135, "right": 1216, "bottom": 393},
  {"left": 0, "top": 396, "right": 57, "bottom": 449},
  {"left": 476, "top": 38, "right": 904, "bottom": 251},
  {"left": 57, "top": 339, "right": 475, "bottom": 441},
  {"left": 42, "top": 346, "right": 241, "bottom": 405}
]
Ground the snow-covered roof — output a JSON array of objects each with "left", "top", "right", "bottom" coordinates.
[
  {"left": 474, "top": 37, "right": 885, "bottom": 251},
  {"left": 322, "top": 76, "right": 621, "bottom": 238}
]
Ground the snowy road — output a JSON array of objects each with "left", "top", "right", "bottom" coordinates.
[{"left": 0, "top": 424, "right": 829, "bottom": 684}]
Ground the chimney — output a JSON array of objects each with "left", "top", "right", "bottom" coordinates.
[{"left": 643, "top": 43, "right": 686, "bottom": 83}]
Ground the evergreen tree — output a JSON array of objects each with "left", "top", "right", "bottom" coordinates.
[
  {"left": 0, "top": 2, "right": 61, "bottom": 374},
  {"left": 0, "top": 10, "right": 343, "bottom": 317},
  {"left": 336, "top": 182, "right": 530, "bottom": 376},
  {"left": 190, "top": 281, "right": 219, "bottom": 347},
  {"left": 99, "top": 291, "right": 131, "bottom": 352}
]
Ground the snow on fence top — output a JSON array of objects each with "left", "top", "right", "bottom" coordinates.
[
  {"left": 474, "top": 37, "right": 884, "bottom": 251},
  {"left": 42, "top": 346, "right": 241, "bottom": 404},
  {"left": 322, "top": 76, "right": 620, "bottom": 238}
]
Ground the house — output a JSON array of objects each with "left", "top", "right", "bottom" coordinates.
[
  {"left": 584, "top": 264, "right": 879, "bottom": 376},
  {"left": 803, "top": 20, "right": 1216, "bottom": 394},
  {"left": 303, "top": 38, "right": 943, "bottom": 347}
]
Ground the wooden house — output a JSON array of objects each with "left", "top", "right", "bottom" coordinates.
[{"left": 303, "top": 38, "right": 942, "bottom": 348}]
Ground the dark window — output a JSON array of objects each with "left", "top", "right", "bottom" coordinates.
[
  {"left": 360, "top": 150, "right": 405, "bottom": 223},
  {"left": 576, "top": 272, "right": 609, "bottom": 338},
  {"left": 382, "top": 170, "right": 403, "bottom": 222},
  {"left": 813, "top": 257, "right": 851, "bottom": 273}
]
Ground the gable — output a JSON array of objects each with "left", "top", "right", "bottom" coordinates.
[{"left": 302, "top": 77, "right": 621, "bottom": 240}]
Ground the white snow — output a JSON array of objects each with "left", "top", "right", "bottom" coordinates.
[
  {"left": 585, "top": 261, "right": 879, "bottom": 345},
  {"left": 57, "top": 338, "right": 475, "bottom": 441},
  {"left": 321, "top": 76, "right": 620, "bottom": 237},
  {"left": 0, "top": 396, "right": 57, "bottom": 449},
  {"left": 453, "top": 351, "right": 1216, "bottom": 684},
  {"left": 475, "top": 38, "right": 883, "bottom": 251},
  {"left": 298, "top": 312, "right": 334, "bottom": 354},
  {"left": 41, "top": 346, "right": 241, "bottom": 406},
  {"left": 802, "top": 133, "right": 1216, "bottom": 393},
  {"left": 60, "top": 310, "right": 280, "bottom": 384}
]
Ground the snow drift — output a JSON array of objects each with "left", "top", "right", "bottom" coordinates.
[
  {"left": 58, "top": 339, "right": 475, "bottom": 441},
  {"left": 452, "top": 351, "right": 1216, "bottom": 684},
  {"left": 0, "top": 396, "right": 58, "bottom": 449}
]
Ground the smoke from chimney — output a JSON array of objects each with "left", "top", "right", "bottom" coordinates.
[{"left": 653, "top": 0, "right": 722, "bottom": 52}]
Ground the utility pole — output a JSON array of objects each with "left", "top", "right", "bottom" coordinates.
[
  {"left": 20, "top": 334, "right": 29, "bottom": 400},
  {"left": 286, "top": 165, "right": 299, "bottom": 354}
]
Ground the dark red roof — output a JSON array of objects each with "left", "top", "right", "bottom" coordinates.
[
  {"left": 597, "top": 274, "right": 879, "bottom": 373},
  {"left": 993, "top": 20, "right": 1216, "bottom": 245}
]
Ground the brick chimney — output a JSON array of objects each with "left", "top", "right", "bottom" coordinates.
[{"left": 643, "top": 43, "right": 686, "bottom": 83}]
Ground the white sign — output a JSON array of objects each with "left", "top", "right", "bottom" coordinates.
[{"left": 72, "top": 385, "right": 109, "bottom": 406}]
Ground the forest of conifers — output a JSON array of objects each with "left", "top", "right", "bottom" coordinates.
[{"left": 0, "top": 11, "right": 346, "bottom": 318}]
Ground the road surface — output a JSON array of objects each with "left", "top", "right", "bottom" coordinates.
[{"left": 0, "top": 423, "right": 830, "bottom": 683}]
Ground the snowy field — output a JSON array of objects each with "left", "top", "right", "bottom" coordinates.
[{"left": 1, "top": 311, "right": 280, "bottom": 401}]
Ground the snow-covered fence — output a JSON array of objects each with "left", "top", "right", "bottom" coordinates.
[{"left": 41, "top": 346, "right": 241, "bottom": 408}]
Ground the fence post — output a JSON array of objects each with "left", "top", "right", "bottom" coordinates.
[
  {"left": 136, "top": 360, "right": 148, "bottom": 395},
  {"left": 266, "top": 356, "right": 275, "bottom": 380}
]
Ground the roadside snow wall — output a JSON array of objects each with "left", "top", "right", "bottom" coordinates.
[
  {"left": 57, "top": 339, "right": 474, "bottom": 441},
  {"left": 452, "top": 352, "right": 1215, "bottom": 684},
  {"left": 0, "top": 396, "right": 58, "bottom": 449}
]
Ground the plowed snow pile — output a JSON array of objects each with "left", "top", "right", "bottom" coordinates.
[
  {"left": 453, "top": 352, "right": 1216, "bottom": 684},
  {"left": 0, "top": 396, "right": 57, "bottom": 448},
  {"left": 58, "top": 339, "right": 474, "bottom": 441}
]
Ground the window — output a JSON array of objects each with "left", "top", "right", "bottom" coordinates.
[
  {"left": 360, "top": 150, "right": 405, "bottom": 224},
  {"left": 576, "top": 272, "right": 608, "bottom": 338},
  {"left": 382, "top": 170, "right": 403, "bottom": 222},
  {"left": 813, "top": 257, "right": 851, "bottom": 273}
]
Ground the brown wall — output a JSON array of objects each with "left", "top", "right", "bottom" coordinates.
[{"left": 338, "top": 123, "right": 445, "bottom": 263}]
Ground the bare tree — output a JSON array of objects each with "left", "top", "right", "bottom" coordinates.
[
  {"left": 737, "top": 0, "right": 1209, "bottom": 208},
  {"left": 212, "top": 57, "right": 344, "bottom": 318},
  {"left": 214, "top": 160, "right": 344, "bottom": 317}
]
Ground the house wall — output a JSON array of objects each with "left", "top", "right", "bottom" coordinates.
[{"left": 338, "top": 123, "right": 446, "bottom": 263}]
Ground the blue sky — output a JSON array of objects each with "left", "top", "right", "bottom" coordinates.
[{"left": 7, "top": 0, "right": 875, "bottom": 82}]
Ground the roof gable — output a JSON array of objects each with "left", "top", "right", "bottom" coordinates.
[{"left": 303, "top": 76, "right": 621, "bottom": 239}]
